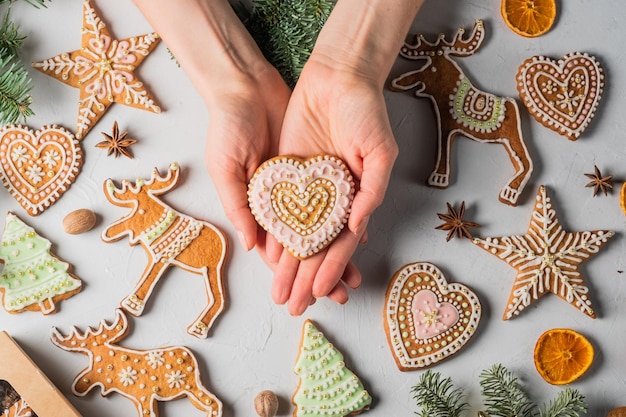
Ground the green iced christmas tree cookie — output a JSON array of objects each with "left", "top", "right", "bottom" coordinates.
[
  {"left": 293, "top": 319, "right": 372, "bottom": 416},
  {"left": 0, "top": 212, "right": 82, "bottom": 314}
]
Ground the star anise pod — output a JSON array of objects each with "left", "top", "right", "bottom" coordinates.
[
  {"left": 584, "top": 165, "right": 613, "bottom": 196},
  {"left": 96, "top": 121, "right": 137, "bottom": 159},
  {"left": 435, "top": 201, "right": 481, "bottom": 241}
]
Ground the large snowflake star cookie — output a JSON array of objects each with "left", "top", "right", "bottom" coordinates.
[
  {"left": 32, "top": 0, "right": 161, "bottom": 140},
  {"left": 473, "top": 185, "right": 614, "bottom": 319}
]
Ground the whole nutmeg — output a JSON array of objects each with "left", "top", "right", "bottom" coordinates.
[
  {"left": 62, "top": 209, "right": 97, "bottom": 234},
  {"left": 254, "top": 390, "right": 279, "bottom": 417},
  {"left": 608, "top": 407, "right": 626, "bottom": 417}
]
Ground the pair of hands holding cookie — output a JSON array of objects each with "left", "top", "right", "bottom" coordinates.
[{"left": 133, "top": 0, "right": 424, "bottom": 315}]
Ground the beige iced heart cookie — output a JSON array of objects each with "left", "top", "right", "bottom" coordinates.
[
  {"left": 384, "top": 262, "right": 481, "bottom": 371},
  {"left": 247, "top": 155, "right": 354, "bottom": 259},
  {"left": 516, "top": 52, "right": 604, "bottom": 141},
  {"left": 0, "top": 125, "right": 83, "bottom": 216}
]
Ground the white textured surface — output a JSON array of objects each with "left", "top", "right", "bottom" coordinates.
[{"left": 2, "top": 0, "right": 626, "bottom": 416}]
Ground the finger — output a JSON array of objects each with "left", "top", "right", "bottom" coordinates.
[
  {"left": 326, "top": 281, "right": 349, "bottom": 305},
  {"left": 205, "top": 161, "right": 258, "bottom": 252},
  {"left": 341, "top": 261, "right": 362, "bottom": 290},
  {"left": 348, "top": 144, "right": 397, "bottom": 235},
  {"left": 265, "top": 233, "right": 284, "bottom": 264},
  {"left": 287, "top": 254, "right": 325, "bottom": 316},
  {"left": 311, "top": 228, "right": 362, "bottom": 298},
  {"left": 271, "top": 250, "right": 300, "bottom": 305}
]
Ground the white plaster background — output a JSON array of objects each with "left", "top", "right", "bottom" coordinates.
[{"left": 2, "top": 0, "right": 626, "bottom": 416}]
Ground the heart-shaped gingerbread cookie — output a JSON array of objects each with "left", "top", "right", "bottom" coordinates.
[
  {"left": 516, "top": 52, "right": 604, "bottom": 141},
  {"left": 248, "top": 155, "right": 354, "bottom": 259},
  {"left": 0, "top": 125, "right": 83, "bottom": 215},
  {"left": 384, "top": 262, "right": 481, "bottom": 371}
]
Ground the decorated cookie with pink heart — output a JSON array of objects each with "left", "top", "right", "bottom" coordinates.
[
  {"left": 516, "top": 52, "right": 604, "bottom": 141},
  {"left": 0, "top": 125, "right": 83, "bottom": 216},
  {"left": 247, "top": 154, "right": 355, "bottom": 259},
  {"left": 384, "top": 262, "right": 481, "bottom": 371}
]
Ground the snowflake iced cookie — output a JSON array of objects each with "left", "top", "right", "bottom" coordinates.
[
  {"left": 248, "top": 155, "right": 355, "bottom": 259},
  {"left": 473, "top": 185, "right": 614, "bottom": 320},
  {"left": 32, "top": 0, "right": 161, "bottom": 140},
  {"left": 0, "top": 125, "right": 83, "bottom": 216},
  {"left": 516, "top": 52, "right": 604, "bottom": 141},
  {"left": 0, "top": 212, "right": 82, "bottom": 315},
  {"left": 50, "top": 309, "right": 223, "bottom": 417},
  {"left": 293, "top": 320, "right": 371, "bottom": 417},
  {"left": 383, "top": 262, "right": 481, "bottom": 371}
]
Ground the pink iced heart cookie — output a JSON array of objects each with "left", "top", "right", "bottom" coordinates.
[
  {"left": 516, "top": 52, "right": 604, "bottom": 141},
  {"left": 0, "top": 125, "right": 83, "bottom": 216},
  {"left": 384, "top": 262, "right": 481, "bottom": 371},
  {"left": 248, "top": 155, "right": 354, "bottom": 259}
]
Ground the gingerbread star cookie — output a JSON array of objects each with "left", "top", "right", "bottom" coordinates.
[
  {"left": 248, "top": 155, "right": 355, "bottom": 259},
  {"left": 516, "top": 52, "right": 604, "bottom": 141},
  {"left": 32, "top": 0, "right": 161, "bottom": 140},
  {"left": 384, "top": 262, "right": 481, "bottom": 371},
  {"left": 0, "top": 124, "right": 83, "bottom": 216},
  {"left": 621, "top": 183, "right": 626, "bottom": 215},
  {"left": 473, "top": 185, "right": 614, "bottom": 320}
]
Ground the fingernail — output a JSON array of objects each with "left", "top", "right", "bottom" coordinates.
[
  {"left": 237, "top": 230, "right": 251, "bottom": 251},
  {"left": 360, "top": 230, "right": 369, "bottom": 245},
  {"left": 354, "top": 215, "right": 370, "bottom": 236}
]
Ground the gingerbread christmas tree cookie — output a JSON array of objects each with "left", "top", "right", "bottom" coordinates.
[
  {"left": 472, "top": 185, "right": 614, "bottom": 320},
  {"left": 32, "top": 0, "right": 161, "bottom": 139},
  {"left": 0, "top": 213, "right": 82, "bottom": 314},
  {"left": 293, "top": 320, "right": 371, "bottom": 417}
]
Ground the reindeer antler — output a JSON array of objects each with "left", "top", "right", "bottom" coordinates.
[{"left": 400, "top": 20, "right": 485, "bottom": 59}]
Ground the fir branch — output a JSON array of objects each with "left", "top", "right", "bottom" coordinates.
[
  {"left": 411, "top": 370, "right": 468, "bottom": 417},
  {"left": 0, "top": 0, "right": 49, "bottom": 8},
  {"left": 479, "top": 364, "right": 537, "bottom": 417},
  {"left": 0, "top": 48, "right": 33, "bottom": 124},
  {"left": 245, "top": 0, "right": 334, "bottom": 88},
  {"left": 0, "top": 11, "right": 24, "bottom": 56},
  {"left": 540, "top": 388, "right": 587, "bottom": 417}
]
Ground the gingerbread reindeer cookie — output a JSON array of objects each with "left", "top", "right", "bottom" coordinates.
[
  {"left": 102, "top": 163, "right": 228, "bottom": 339},
  {"left": 390, "top": 20, "right": 533, "bottom": 206},
  {"left": 51, "top": 309, "right": 222, "bottom": 417}
]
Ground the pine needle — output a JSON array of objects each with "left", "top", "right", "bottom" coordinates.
[
  {"left": 411, "top": 370, "right": 468, "bottom": 417},
  {"left": 0, "top": 0, "right": 49, "bottom": 8},
  {"left": 0, "top": 48, "right": 33, "bottom": 124},
  {"left": 0, "top": 11, "right": 24, "bottom": 56},
  {"left": 540, "top": 388, "right": 587, "bottom": 417},
  {"left": 479, "top": 364, "right": 537, "bottom": 417},
  {"left": 245, "top": 0, "right": 334, "bottom": 88}
]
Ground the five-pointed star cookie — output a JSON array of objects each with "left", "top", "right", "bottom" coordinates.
[
  {"left": 473, "top": 185, "right": 614, "bottom": 320},
  {"left": 32, "top": 0, "right": 161, "bottom": 140}
]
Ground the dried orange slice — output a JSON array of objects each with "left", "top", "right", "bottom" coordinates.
[
  {"left": 534, "top": 328, "right": 594, "bottom": 385},
  {"left": 501, "top": 0, "right": 557, "bottom": 37}
]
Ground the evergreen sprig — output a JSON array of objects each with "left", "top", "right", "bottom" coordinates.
[
  {"left": 244, "top": 0, "right": 334, "bottom": 88},
  {"left": 0, "top": 0, "right": 49, "bottom": 8},
  {"left": 411, "top": 370, "right": 468, "bottom": 417},
  {"left": 479, "top": 364, "right": 537, "bottom": 417},
  {"left": 541, "top": 388, "right": 587, "bottom": 417},
  {"left": 0, "top": 48, "right": 33, "bottom": 124},
  {"left": 0, "top": 11, "right": 25, "bottom": 56}
]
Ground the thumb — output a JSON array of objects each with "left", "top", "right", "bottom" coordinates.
[
  {"left": 348, "top": 152, "right": 396, "bottom": 235},
  {"left": 208, "top": 163, "right": 258, "bottom": 251}
]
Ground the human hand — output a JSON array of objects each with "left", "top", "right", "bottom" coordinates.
[
  {"left": 267, "top": 55, "right": 399, "bottom": 316},
  {"left": 204, "top": 66, "right": 291, "bottom": 253}
]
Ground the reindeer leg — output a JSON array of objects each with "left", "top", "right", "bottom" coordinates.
[
  {"left": 498, "top": 105, "right": 533, "bottom": 206},
  {"left": 187, "top": 384, "right": 222, "bottom": 416},
  {"left": 427, "top": 131, "right": 454, "bottom": 188},
  {"left": 121, "top": 261, "right": 170, "bottom": 316},
  {"left": 188, "top": 264, "right": 225, "bottom": 339}
]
